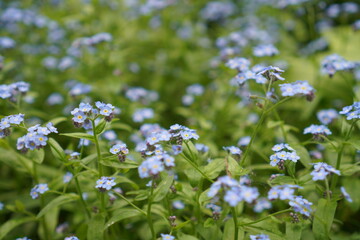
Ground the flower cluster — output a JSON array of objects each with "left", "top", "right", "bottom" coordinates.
[
  {"left": 95, "top": 177, "right": 116, "bottom": 192},
  {"left": 253, "top": 44, "right": 279, "bottom": 57},
  {"left": 339, "top": 102, "right": 360, "bottom": 120},
  {"left": 208, "top": 176, "right": 259, "bottom": 207},
  {"left": 0, "top": 113, "right": 25, "bottom": 138},
  {"left": 303, "top": 124, "right": 332, "bottom": 138},
  {"left": 289, "top": 196, "right": 313, "bottom": 217},
  {"left": 317, "top": 109, "right": 338, "bottom": 125},
  {"left": 223, "top": 146, "right": 242, "bottom": 160},
  {"left": 0, "top": 81, "right": 30, "bottom": 100},
  {"left": 71, "top": 101, "right": 115, "bottom": 128},
  {"left": 268, "top": 185, "right": 313, "bottom": 217},
  {"left": 226, "top": 57, "right": 250, "bottom": 71},
  {"left": 65, "top": 81, "right": 92, "bottom": 97},
  {"left": 125, "top": 87, "right": 158, "bottom": 103},
  {"left": 268, "top": 184, "right": 301, "bottom": 201},
  {"left": 72, "top": 32, "right": 112, "bottom": 47},
  {"left": 310, "top": 162, "right": 340, "bottom": 181},
  {"left": 30, "top": 183, "right": 49, "bottom": 199},
  {"left": 110, "top": 143, "right": 129, "bottom": 162},
  {"left": 257, "top": 66, "right": 285, "bottom": 81},
  {"left": 321, "top": 54, "right": 358, "bottom": 77},
  {"left": 182, "top": 84, "right": 205, "bottom": 106},
  {"left": 279, "top": 80, "right": 315, "bottom": 100},
  {"left": 253, "top": 198, "right": 272, "bottom": 213},
  {"left": 269, "top": 143, "right": 300, "bottom": 169},
  {"left": 132, "top": 108, "right": 154, "bottom": 122},
  {"left": 200, "top": 1, "right": 235, "bottom": 21},
  {"left": 17, "top": 122, "right": 57, "bottom": 152},
  {"left": 138, "top": 154, "right": 175, "bottom": 178}
]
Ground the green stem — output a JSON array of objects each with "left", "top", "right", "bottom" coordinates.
[
  {"left": 274, "top": 109, "right": 287, "bottom": 142},
  {"left": 324, "top": 177, "right": 331, "bottom": 201},
  {"left": 91, "top": 120, "right": 106, "bottom": 215},
  {"left": 238, "top": 209, "right": 292, "bottom": 227},
  {"left": 91, "top": 119, "right": 103, "bottom": 177},
  {"left": 113, "top": 191, "right": 147, "bottom": 216},
  {"left": 40, "top": 195, "right": 50, "bottom": 240},
  {"left": 74, "top": 176, "right": 91, "bottom": 219},
  {"left": 147, "top": 180, "right": 156, "bottom": 240},
  {"left": 181, "top": 153, "right": 213, "bottom": 183},
  {"left": 231, "top": 207, "right": 239, "bottom": 240},
  {"left": 331, "top": 120, "right": 357, "bottom": 190},
  {"left": 241, "top": 110, "right": 266, "bottom": 166}
]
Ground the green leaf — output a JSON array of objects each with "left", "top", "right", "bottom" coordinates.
[
  {"left": 27, "top": 148, "right": 45, "bottom": 164},
  {"left": 286, "top": 222, "right": 303, "bottom": 240},
  {"left": 37, "top": 194, "right": 79, "bottom": 218},
  {"left": 0, "top": 217, "right": 36, "bottom": 239},
  {"left": 153, "top": 175, "right": 174, "bottom": 202},
  {"left": 313, "top": 199, "right": 337, "bottom": 240},
  {"left": 105, "top": 208, "right": 141, "bottom": 229},
  {"left": 95, "top": 119, "right": 107, "bottom": 135},
  {"left": 270, "top": 176, "right": 295, "bottom": 185},
  {"left": 101, "top": 158, "right": 139, "bottom": 169},
  {"left": 177, "top": 232, "right": 199, "bottom": 240},
  {"left": 88, "top": 213, "right": 105, "bottom": 240},
  {"left": 340, "top": 164, "right": 360, "bottom": 176},
  {"left": 228, "top": 156, "right": 249, "bottom": 177},
  {"left": 48, "top": 117, "right": 67, "bottom": 126},
  {"left": 111, "top": 122, "right": 133, "bottom": 132},
  {"left": 292, "top": 145, "right": 311, "bottom": 169},
  {"left": 204, "top": 158, "right": 225, "bottom": 179},
  {"left": 61, "top": 132, "right": 94, "bottom": 142},
  {"left": 48, "top": 138, "right": 66, "bottom": 162}
]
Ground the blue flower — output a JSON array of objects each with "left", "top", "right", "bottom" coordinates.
[
  {"left": 172, "top": 200, "right": 185, "bottom": 209},
  {"left": 160, "top": 234, "right": 175, "bottom": 240},
  {"left": 16, "top": 238, "right": 32, "bottom": 240},
  {"left": 339, "top": 102, "right": 360, "bottom": 120},
  {"left": 110, "top": 143, "right": 129, "bottom": 155},
  {"left": 96, "top": 101, "right": 114, "bottom": 116},
  {"left": 340, "top": 186, "right": 353, "bottom": 202},
  {"left": 304, "top": 124, "right": 332, "bottom": 136},
  {"left": 321, "top": 54, "right": 356, "bottom": 77},
  {"left": 0, "top": 202, "right": 4, "bottom": 210},
  {"left": 172, "top": 145, "right": 182, "bottom": 155},
  {"left": 8, "top": 113, "right": 25, "bottom": 124},
  {"left": 226, "top": 57, "right": 250, "bottom": 71},
  {"left": 79, "top": 102, "right": 93, "bottom": 113},
  {"left": 268, "top": 185, "right": 301, "bottom": 200},
  {"left": 279, "top": 81, "right": 315, "bottom": 99},
  {"left": 63, "top": 172, "right": 73, "bottom": 183},
  {"left": 64, "top": 237, "right": 79, "bottom": 240},
  {"left": 224, "top": 188, "right": 242, "bottom": 206},
  {"left": 223, "top": 146, "right": 242, "bottom": 155},
  {"left": 317, "top": 109, "right": 338, "bottom": 125},
  {"left": 311, "top": 162, "right": 340, "bottom": 181},
  {"left": 195, "top": 143, "right": 209, "bottom": 153},
  {"left": 72, "top": 109, "right": 87, "bottom": 123},
  {"left": 96, "top": 177, "right": 116, "bottom": 191},
  {"left": 269, "top": 143, "right": 299, "bottom": 168},
  {"left": 253, "top": 44, "right": 279, "bottom": 57},
  {"left": 257, "top": 66, "right": 285, "bottom": 81},
  {"left": 30, "top": 184, "right": 49, "bottom": 199},
  {"left": 289, "top": 196, "right": 313, "bottom": 217},
  {"left": 253, "top": 198, "right": 272, "bottom": 213},
  {"left": 132, "top": 108, "right": 154, "bottom": 122},
  {"left": 250, "top": 234, "right": 270, "bottom": 240}
]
